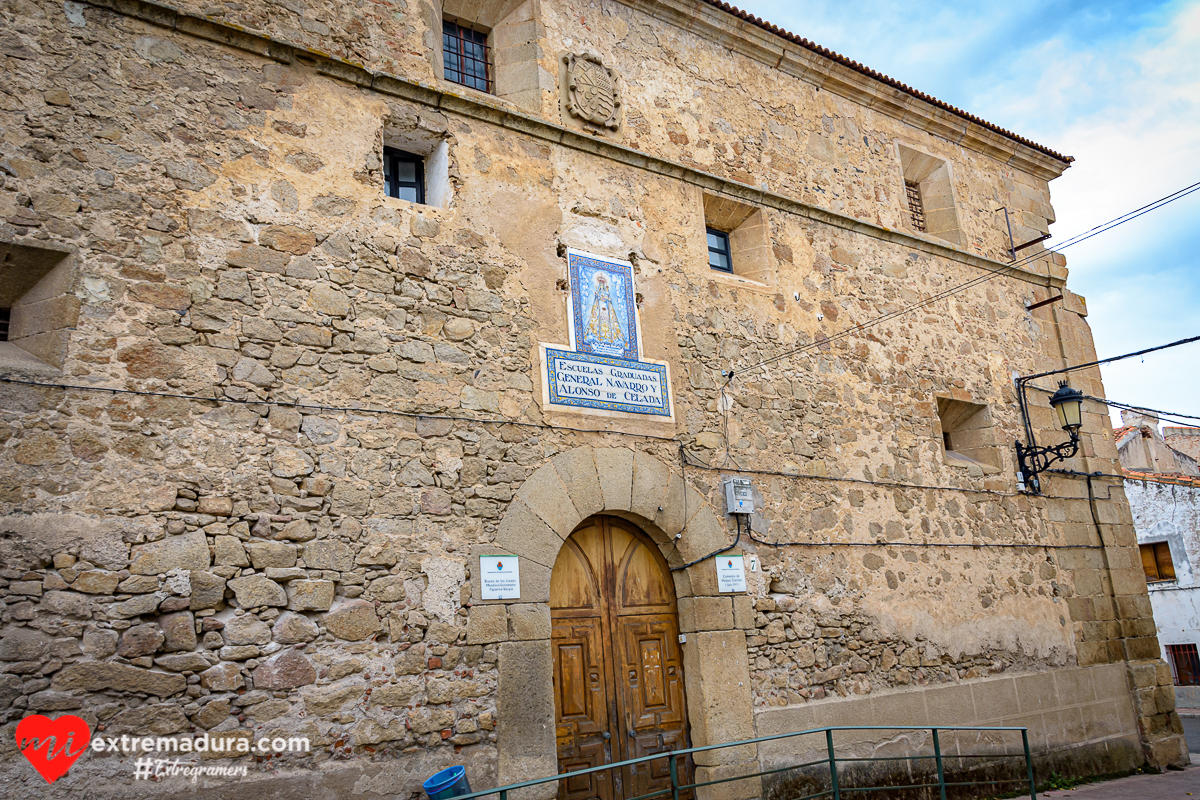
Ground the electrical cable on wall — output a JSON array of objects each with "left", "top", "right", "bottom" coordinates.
[
  {"left": 1014, "top": 334, "right": 1200, "bottom": 471},
  {"left": 671, "top": 512, "right": 744, "bottom": 572},
  {"left": 2, "top": 184, "right": 1195, "bottom": 575},
  {"left": 727, "top": 181, "right": 1200, "bottom": 380},
  {"left": 0, "top": 375, "right": 679, "bottom": 443},
  {"left": 668, "top": 454, "right": 1110, "bottom": 574},
  {"left": 1016, "top": 334, "right": 1200, "bottom": 384},
  {"left": 0, "top": 375, "right": 1094, "bottom": 501},
  {"left": 679, "top": 447, "right": 1017, "bottom": 496}
]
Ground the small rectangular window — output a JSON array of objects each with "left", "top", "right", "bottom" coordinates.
[
  {"left": 384, "top": 147, "right": 425, "bottom": 204},
  {"left": 0, "top": 308, "right": 9, "bottom": 342},
  {"left": 443, "top": 20, "right": 491, "bottom": 93},
  {"left": 1141, "top": 541, "right": 1176, "bottom": 583},
  {"left": 1167, "top": 644, "right": 1200, "bottom": 686},
  {"left": 905, "top": 181, "right": 926, "bottom": 232},
  {"left": 707, "top": 228, "right": 732, "bottom": 273},
  {"left": 936, "top": 397, "right": 1000, "bottom": 472}
]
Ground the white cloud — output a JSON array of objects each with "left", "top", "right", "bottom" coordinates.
[{"left": 1004, "top": 4, "right": 1200, "bottom": 426}]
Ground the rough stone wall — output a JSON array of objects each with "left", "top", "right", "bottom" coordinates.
[
  {"left": 0, "top": 0, "right": 1186, "bottom": 796},
  {"left": 65, "top": 0, "right": 1060, "bottom": 259},
  {"left": 539, "top": 0, "right": 1058, "bottom": 257},
  {"left": 744, "top": 550, "right": 1067, "bottom": 710}
]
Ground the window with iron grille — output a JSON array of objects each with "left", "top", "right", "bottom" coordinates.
[
  {"left": 1167, "top": 644, "right": 1200, "bottom": 686},
  {"left": 384, "top": 147, "right": 425, "bottom": 204},
  {"left": 0, "top": 308, "right": 9, "bottom": 342},
  {"left": 905, "top": 181, "right": 926, "bottom": 232},
  {"left": 707, "top": 228, "right": 732, "bottom": 273},
  {"left": 443, "top": 20, "right": 491, "bottom": 93},
  {"left": 1141, "top": 541, "right": 1176, "bottom": 583}
]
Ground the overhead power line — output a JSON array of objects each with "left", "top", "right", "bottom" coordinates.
[
  {"left": 1025, "top": 386, "right": 1200, "bottom": 429},
  {"left": 1018, "top": 334, "right": 1200, "bottom": 383},
  {"left": 1014, "top": 334, "right": 1200, "bottom": 454},
  {"left": 731, "top": 180, "right": 1200, "bottom": 380}
]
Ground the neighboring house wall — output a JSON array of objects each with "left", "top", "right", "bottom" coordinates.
[
  {"left": 1117, "top": 411, "right": 1200, "bottom": 476},
  {"left": 1126, "top": 478, "right": 1200, "bottom": 706},
  {"left": 1166, "top": 427, "right": 1200, "bottom": 463}
]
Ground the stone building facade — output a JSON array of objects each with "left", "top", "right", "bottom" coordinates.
[{"left": 0, "top": 0, "right": 1187, "bottom": 797}]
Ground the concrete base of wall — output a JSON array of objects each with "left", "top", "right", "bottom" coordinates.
[
  {"left": 747, "top": 663, "right": 1148, "bottom": 800},
  {"left": 1176, "top": 685, "right": 1200, "bottom": 709}
]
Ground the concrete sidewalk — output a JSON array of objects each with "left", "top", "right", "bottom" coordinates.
[{"left": 1004, "top": 764, "right": 1200, "bottom": 799}]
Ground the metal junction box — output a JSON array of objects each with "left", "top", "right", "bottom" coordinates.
[{"left": 724, "top": 477, "right": 754, "bottom": 515}]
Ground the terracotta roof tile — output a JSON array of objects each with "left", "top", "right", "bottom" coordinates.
[
  {"left": 1112, "top": 425, "right": 1138, "bottom": 442},
  {"left": 699, "top": 1, "right": 1073, "bottom": 164},
  {"left": 1122, "top": 469, "right": 1200, "bottom": 489}
]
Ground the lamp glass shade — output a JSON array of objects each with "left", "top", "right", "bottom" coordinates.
[{"left": 1049, "top": 384, "right": 1084, "bottom": 432}]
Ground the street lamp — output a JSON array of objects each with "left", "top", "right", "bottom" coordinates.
[
  {"left": 1015, "top": 381, "right": 1085, "bottom": 494},
  {"left": 1049, "top": 382, "right": 1084, "bottom": 433}
]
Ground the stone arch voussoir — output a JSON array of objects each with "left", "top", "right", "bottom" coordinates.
[{"left": 488, "top": 445, "right": 731, "bottom": 602}]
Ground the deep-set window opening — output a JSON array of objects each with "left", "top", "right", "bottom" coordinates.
[
  {"left": 905, "top": 180, "right": 926, "bottom": 232},
  {"left": 0, "top": 308, "right": 9, "bottom": 342},
  {"left": 707, "top": 228, "right": 732, "bottom": 273},
  {"left": 443, "top": 20, "right": 491, "bottom": 93},
  {"left": 1141, "top": 541, "right": 1176, "bottom": 583},
  {"left": 384, "top": 147, "right": 425, "bottom": 204}
]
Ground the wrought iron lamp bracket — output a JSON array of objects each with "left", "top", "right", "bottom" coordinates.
[{"left": 1015, "top": 432, "right": 1079, "bottom": 495}]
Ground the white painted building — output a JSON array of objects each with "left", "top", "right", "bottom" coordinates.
[{"left": 1118, "top": 411, "right": 1200, "bottom": 705}]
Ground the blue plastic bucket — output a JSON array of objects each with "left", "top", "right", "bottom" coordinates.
[{"left": 424, "top": 766, "right": 471, "bottom": 800}]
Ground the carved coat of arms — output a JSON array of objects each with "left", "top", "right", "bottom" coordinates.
[{"left": 563, "top": 51, "right": 621, "bottom": 130}]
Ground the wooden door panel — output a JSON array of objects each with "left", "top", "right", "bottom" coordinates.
[
  {"left": 553, "top": 617, "right": 616, "bottom": 800},
  {"left": 552, "top": 620, "right": 610, "bottom": 738},
  {"left": 552, "top": 516, "right": 691, "bottom": 800},
  {"left": 613, "top": 534, "right": 674, "bottom": 615},
  {"left": 560, "top": 747, "right": 615, "bottom": 800},
  {"left": 551, "top": 527, "right": 604, "bottom": 617},
  {"left": 616, "top": 617, "right": 687, "bottom": 732}
]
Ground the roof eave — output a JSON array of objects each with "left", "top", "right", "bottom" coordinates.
[{"left": 621, "top": 0, "right": 1073, "bottom": 177}]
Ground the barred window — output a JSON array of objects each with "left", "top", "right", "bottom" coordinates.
[
  {"left": 0, "top": 308, "right": 9, "bottom": 342},
  {"left": 443, "top": 20, "right": 491, "bottom": 93},
  {"left": 905, "top": 181, "right": 926, "bottom": 232},
  {"left": 1167, "top": 644, "right": 1200, "bottom": 686}
]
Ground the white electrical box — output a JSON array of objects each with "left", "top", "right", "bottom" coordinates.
[{"left": 724, "top": 477, "right": 754, "bottom": 514}]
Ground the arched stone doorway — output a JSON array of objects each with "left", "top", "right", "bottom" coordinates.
[
  {"left": 550, "top": 515, "right": 692, "bottom": 800},
  {"left": 471, "top": 446, "right": 759, "bottom": 797}
]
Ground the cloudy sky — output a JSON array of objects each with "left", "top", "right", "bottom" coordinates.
[{"left": 732, "top": 0, "right": 1200, "bottom": 429}]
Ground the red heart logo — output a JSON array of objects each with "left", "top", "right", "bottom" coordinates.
[{"left": 15, "top": 714, "right": 91, "bottom": 784}]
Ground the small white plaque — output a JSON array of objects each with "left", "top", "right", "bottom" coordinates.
[
  {"left": 480, "top": 555, "right": 521, "bottom": 600},
  {"left": 716, "top": 554, "right": 747, "bottom": 593}
]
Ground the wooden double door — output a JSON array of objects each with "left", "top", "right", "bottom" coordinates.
[{"left": 551, "top": 516, "right": 692, "bottom": 800}]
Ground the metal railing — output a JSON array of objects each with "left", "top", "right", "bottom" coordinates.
[{"left": 452, "top": 725, "right": 1037, "bottom": 800}]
